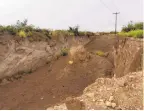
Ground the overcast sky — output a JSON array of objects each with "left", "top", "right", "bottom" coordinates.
[{"left": 0, "top": 0, "right": 143, "bottom": 32}]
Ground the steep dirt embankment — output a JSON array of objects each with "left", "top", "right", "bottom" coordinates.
[
  {"left": 0, "top": 35, "right": 116, "bottom": 110},
  {"left": 0, "top": 34, "right": 90, "bottom": 79},
  {"left": 0, "top": 35, "right": 142, "bottom": 110},
  {"left": 114, "top": 38, "right": 143, "bottom": 77},
  {"left": 47, "top": 37, "right": 143, "bottom": 110}
]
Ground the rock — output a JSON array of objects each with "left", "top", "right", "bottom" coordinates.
[
  {"left": 68, "top": 61, "right": 73, "bottom": 65},
  {"left": 98, "top": 101, "right": 105, "bottom": 107},
  {"left": 54, "top": 103, "right": 67, "bottom": 110},
  {"left": 128, "top": 76, "right": 135, "bottom": 82},
  {"left": 117, "top": 79, "right": 127, "bottom": 87},
  {"left": 104, "top": 52, "right": 109, "bottom": 57},
  {"left": 1, "top": 78, "right": 9, "bottom": 85},
  {"left": 40, "top": 97, "right": 44, "bottom": 100},
  {"left": 109, "top": 96, "right": 114, "bottom": 102},
  {"left": 131, "top": 84, "right": 135, "bottom": 88},
  {"left": 98, "top": 99, "right": 104, "bottom": 102},
  {"left": 105, "top": 101, "right": 112, "bottom": 107},
  {"left": 111, "top": 103, "right": 116, "bottom": 108},
  {"left": 92, "top": 98, "right": 95, "bottom": 102},
  {"left": 45, "top": 46, "right": 52, "bottom": 54},
  {"left": 65, "top": 99, "right": 85, "bottom": 110},
  {"left": 46, "top": 103, "right": 67, "bottom": 110},
  {"left": 107, "top": 88, "right": 111, "bottom": 91},
  {"left": 86, "top": 93, "right": 95, "bottom": 98}
]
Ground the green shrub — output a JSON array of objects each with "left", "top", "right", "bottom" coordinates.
[
  {"left": 51, "top": 30, "right": 70, "bottom": 40},
  {"left": 27, "top": 31, "right": 33, "bottom": 37},
  {"left": 118, "top": 30, "right": 143, "bottom": 38},
  {"left": 128, "top": 30, "right": 143, "bottom": 38},
  {"left": 24, "top": 25, "right": 35, "bottom": 32},
  {"left": 68, "top": 25, "right": 79, "bottom": 36},
  {"left": 42, "top": 29, "right": 52, "bottom": 39},
  {"left": 96, "top": 51, "right": 105, "bottom": 56},
  {"left": 134, "top": 22, "right": 143, "bottom": 30},
  {"left": 18, "top": 30, "right": 27, "bottom": 38},
  {"left": 118, "top": 32, "right": 128, "bottom": 37},
  {"left": 5, "top": 25, "right": 17, "bottom": 35},
  {"left": 122, "top": 21, "right": 143, "bottom": 32},
  {"left": 0, "top": 25, "right": 5, "bottom": 33}
]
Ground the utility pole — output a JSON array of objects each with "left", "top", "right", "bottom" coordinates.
[
  {"left": 113, "top": 12, "right": 120, "bottom": 50},
  {"left": 113, "top": 12, "right": 120, "bottom": 35}
]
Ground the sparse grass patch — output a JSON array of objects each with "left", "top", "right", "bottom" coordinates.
[
  {"left": 27, "top": 31, "right": 33, "bottom": 37},
  {"left": 96, "top": 51, "right": 105, "bottom": 57},
  {"left": 18, "top": 30, "right": 27, "bottom": 38},
  {"left": 61, "top": 47, "right": 69, "bottom": 56},
  {"left": 27, "top": 69, "right": 33, "bottom": 74},
  {"left": 0, "top": 19, "right": 95, "bottom": 41}
]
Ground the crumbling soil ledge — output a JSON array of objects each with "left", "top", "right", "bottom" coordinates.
[{"left": 47, "top": 71, "right": 143, "bottom": 110}]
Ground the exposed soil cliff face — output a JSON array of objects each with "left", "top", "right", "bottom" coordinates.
[
  {"left": 0, "top": 35, "right": 90, "bottom": 79},
  {"left": 114, "top": 38, "right": 143, "bottom": 77},
  {"left": 0, "top": 35, "right": 142, "bottom": 110},
  {"left": 46, "top": 37, "right": 143, "bottom": 110}
]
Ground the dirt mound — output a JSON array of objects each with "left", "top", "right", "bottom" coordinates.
[{"left": 47, "top": 71, "right": 143, "bottom": 110}]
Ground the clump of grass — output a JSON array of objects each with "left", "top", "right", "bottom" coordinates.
[
  {"left": 128, "top": 30, "right": 143, "bottom": 38},
  {"left": 118, "top": 30, "right": 143, "bottom": 38},
  {"left": 27, "top": 31, "right": 33, "bottom": 37},
  {"left": 118, "top": 32, "right": 128, "bottom": 37},
  {"left": 96, "top": 51, "right": 105, "bottom": 56},
  {"left": 18, "top": 30, "right": 27, "bottom": 38},
  {"left": 61, "top": 47, "right": 69, "bottom": 56},
  {"left": 27, "top": 69, "right": 33, "bottom": 74}
]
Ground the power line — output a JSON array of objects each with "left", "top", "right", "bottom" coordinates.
[
  {"left": 99, "top": 0, "right": 122, "bottom": 35},
  {"left": 99, "top": 0, "right": 113, "bottom": 13},
  {"left": 111, "top": 0, "right": 120, "bottom": 12},
  {"left": 111, "top": 0, "right": 127, "bottom": 24}
]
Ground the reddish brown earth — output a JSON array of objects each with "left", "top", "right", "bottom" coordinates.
[
  {"left": 0, "top": 55, "right": 108, "bottom": 109},
  {"left": 0, "top": 36, "right": 116, "bottom": 110},
  {"left": 0, "top": 36, "right": 142, "bottom": 110}
]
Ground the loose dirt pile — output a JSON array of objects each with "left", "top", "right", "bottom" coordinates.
[{"left": 47, "top": 71, "right": 143, "bottom": 110}]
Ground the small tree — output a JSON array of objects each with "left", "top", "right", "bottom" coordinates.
[
  {"left": 134, "top": 22, "right": 143, "bottom": 30},
  {"left": 122, "top": 21, "right": 135, "bottom": 32},
  {"left": 122, "top": 21, "right": 143, "bottom": 32},
  {"left": 68, "top": 25, "right": 79, "bottom": 36}
]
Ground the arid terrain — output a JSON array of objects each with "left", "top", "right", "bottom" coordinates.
[{"left": 0, "top": 34, "right": 143, "bottom": 110}]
